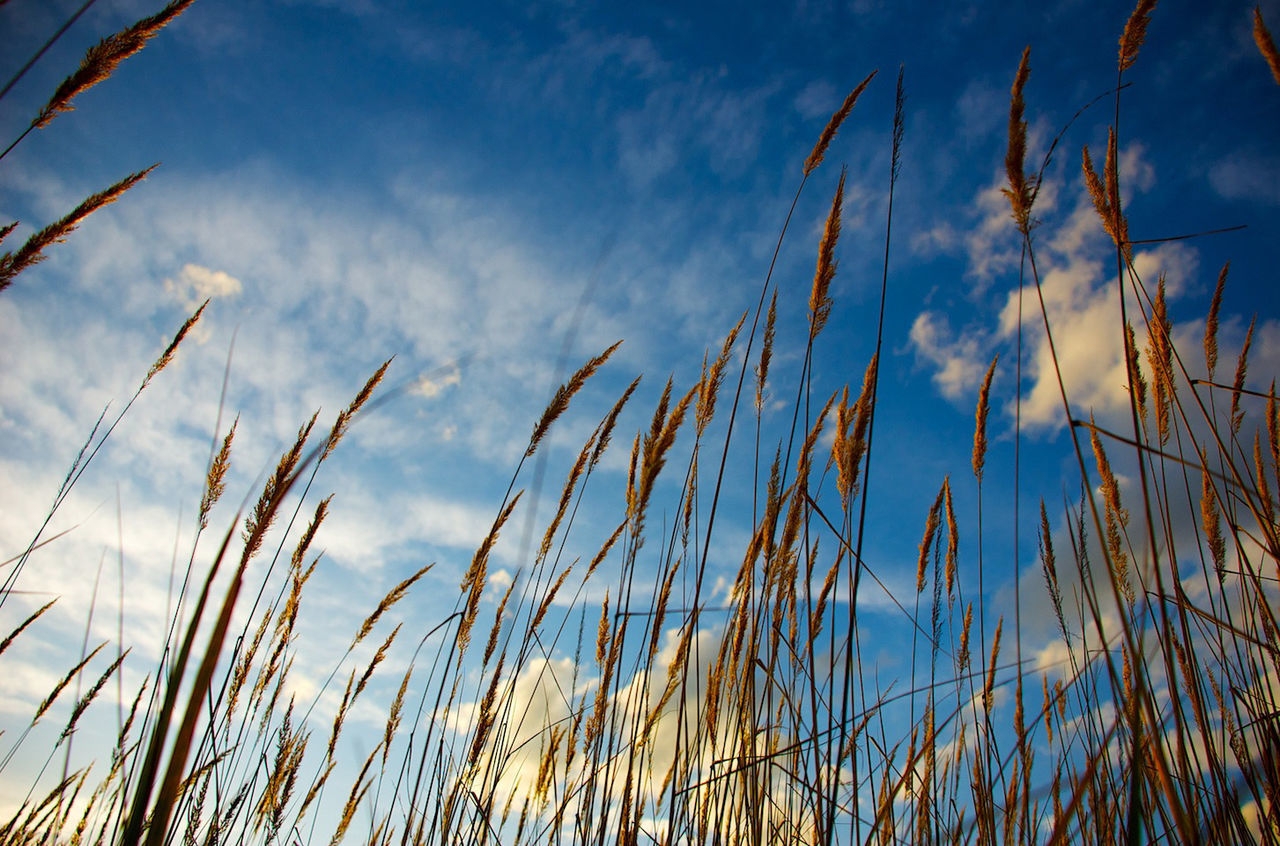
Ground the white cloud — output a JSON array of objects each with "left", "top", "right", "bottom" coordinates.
[
  {"left": 997, "top": 242, "right": 1198, "bottom": 430},
  {"left": 164, "top": 262, "right": 243, "bottom": 310},
  {"left": 411, "top": 364, "right": 462, "bottom": 398},
  {"left": 793, "top": 79, "right": 839, "bottom": 121},
  {"left": 907, "top": 311, "right": 991, "bottom": 401},
  {"left": 1209, "top": 151, "right": 1280, "bottom": 205}
]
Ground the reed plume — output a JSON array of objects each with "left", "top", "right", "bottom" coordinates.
[
  {"left": 322, "top": 357, "right": 393, "bottom": 461},
  {"left": 1205, "top": 262, "right": 1227, "bottom": 378},
  {"left": 1118, "top": 0, "right": 1158, "bottom": 72},
  {"left": 973, "top": 355, "right": 998, "bottom": 482},
  {"left": 527, "top": 340, "right": 622, "bottom": 458},
  {"left": 0, "top": 166, "right": 157, "bottom": 294},
  {"left": 809, "top": 168, "right": 846, "bottom": 338},
  {"left": 1255, "top": 6, "right": 1280, "bottom": 85},
  {"left": 31, "top": 0, "right": 198, "bottom": 132},
  {"left": 1003, "top": 47, "right": 1034, "bottom": 232},
  {"left": 804, "top": 70, "right": 876, "bottom": 176}
]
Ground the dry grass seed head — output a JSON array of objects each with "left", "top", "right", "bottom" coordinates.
[
  {"left": 1119, "top": 0, "right": 1158, "bottom": 73},
  {"left": 944, "top": 478, "right": 958, "bottom": 600},
  {"left": 586, "top": 519, "right": 626, "bottom": 580},
  {"left": 32, "top": 0, "right": 198, "bottom": 131},
  {"left": 1255, "top": 6, "right": 1280, "bottom": 85},
  {"left": 228, "top": 607, "right": 271, "bottom": 721},
  {"left": 326, "top": 670, "right": 355, "bottom": 762},
  {"left": 756, "top": 290, "right": 778, "bottom": 413},
  {"left": 540, "top": 429, "right": 597, "bottom": 562},
  {"left": 809, "top": 168, "right": 846, "bottom": 338},
  {"left": 697, "top": 311, "right": 746, "bottom": 436},
  {"left": 1104, "top": 129, "right": 1132, "bottom": 256},
  {"left": 0, "top": 599, "right": 57, "bottom": 659},
  {"left": 595, "top": 591, "right": 611, "bottom": 666},
  {"left": 917, "top": 480, "right": 947, "bottom": 593},
  {"left": 634, "top": 380, "right": 698, "bottom": 532},
  {"left": 810, "top": 558, "right": 841, "bottom": 640},
  {"left": 290, "top": 494, "right": 331, "bottom": 571},
  {"left": 355, "top": 562, "right": 432, "bottom": 648},
  {"left": 531, "top": 564, "right": 573, "bottom": 632},
  {"left": 468, "top": 653, "right": 505, "bottom": 767},
  {"left": 1255, "top": 432, "right": 1275, "bottom": 523},
  {"left": 321, "top": 357, "right": 392, "bottom": 461},
  {"left": 1200, "top": 451, "right": 1227, "bottom": 579},
  {"left": 1003, "top": 47, "right": 1034, "bottom": 231},
  {"left": 1090, "top": 417, "right": 1133, "bottom": 602},
  {"left": 331, "top": 741, "right": 381, "bottom": 844},
  {"left": 1126, "top": 322, "right": 1148, "bottom": 427},
  {"left": 526, "top": 340, "right": 622, "bottom": 458},
  {"left": 60, "top": 648, "right": 129, "bottom": 741},
  {"left": 1147, "top": 275, "right": 1173, "bottom": 443},
  {"left": 803, "top": 70, "right": 877, "bottom": 176},
  {"left": 984, "top": 617, "right": 1003, "bottom": 712},
  {"left": 1269, "top": 382, "right": 1279, "bottom": 471},
  {"left": 958, "top": 602, "right": 973, "bottom": 671},
  {"left": 1082, "top": 142, "right": 1111, "bottom": 234},
  {"left": 591, "top": 375, "right": 642, "bottom": 471},
  {"left": 352, "top": 623, "right": 400, "bottom": 706},
  {"left": 484, "top": 578, "right": 517, "bottom": 666},
  {"left": 382, "top": 661, "right": 414, "bottom": 766},
  {"left": 779, "top": 392, "right": 837, "bottom": 559},
  {"left": 35, "top": 642, "right": 106, "bottom": 723},
  {"left": 459, "top": 492, "right": 521, "bottom": 652},
  {"left": 242, "top": 411, "right": 317, "bottom": 560},
  {"left": 199, "top": 416, "right": 238, "bottom": 530},
  {"left": 1205, "top": 261, "right": 1228, "bottom": 378},
  {"left": 143, "top": 297, "right": 207, "bottom": 389},
  {"left": 973, "top": 355, "right": 998, "bottom": 482},
  {"left": 1231, "top": 315, "right": 1256, "bottom": 434},
  {"left": 0, "top": 166, "right": 157, "bottom": 293}
]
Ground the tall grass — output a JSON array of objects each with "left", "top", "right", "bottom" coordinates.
[{"left": 1, "top": 1, "right": 1278, "bottom": 843}]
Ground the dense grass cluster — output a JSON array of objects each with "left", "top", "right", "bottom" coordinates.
[{"left": 2, "top": 1, "right": 1278, "bottom": 843}]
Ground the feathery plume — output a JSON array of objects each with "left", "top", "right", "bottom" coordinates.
[
  {"left": 199, "top": 417, "right": 237, "bottom": 531},
  {"left": 143, "top": 298, "right": 208, "bottom": 388},
  {"left": 590, "top": 376, "right": 641, "bottom": 471},
  {"left": 1147, "top": 275, "right": 1173, "bottom": 443},
  {"left": 1231, "top": 316, "right": 1256, "bottom": 434},
  {"left": 803, "top": 70, "right": 877, "bottom": 176},
  {"left": 322, "top": 357, "right": 392, "bottom": 461},
  {"left": 944, "top": 478, "right": 958, "bottom": 601},
  {"left": 35, "top": 643, "right": 106, "bottom": 723},
  {"left": 0, "top": 599, "right": 57, "bottom": 659},
  {"left": 697, "top": 312, "right": 745, "bottom": 436},
  {"left": 755, "top": 290, "right": 778, "bottom": 413},
  {"left": 31, "top": 0, "right": 199, "bottom": 132},
  {"left": 1119, "top": 0, "right": 1158, "bottom": 72},
  {"left": 1003, "top": 47, "right": 1034, "bottom": 231},
  {"left": 1205, "top": 262, "right": 1227, "bottom": 378},
  {"left": 0, "top": 166, "right": 157, "bottom": 293},
  {"left": 527, "top": 340, "right": 622, "bottom": 458},
  {"left": 916, "top": 480, "right": 946, "bottom": 593},
  {"left": 355, "top": 563, "right": 433, "bottom": 648},
  {"left": 973, "top": 355, "right": 998, "bottom": 482},
  {"left": 984, "top": 618, "right": 1003, "bottom": 712},
  {"left": 1255, "top": 6, "right": 1280, "bottom": 85},
  {"left": 809, "top": 168, "right": 846, "bottom": 338},
  {"left": 242, "top": 411, "right": 317, "bottom": 561}
]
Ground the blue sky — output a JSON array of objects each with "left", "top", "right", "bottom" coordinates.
[{"left": 2, "top": 0, "right": 1280, "bottom": 834}]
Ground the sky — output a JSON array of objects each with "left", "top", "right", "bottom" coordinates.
[{"left": 2, "top": 0, "right": 1280, "bottom": 836}]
